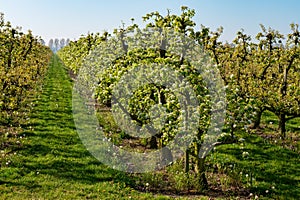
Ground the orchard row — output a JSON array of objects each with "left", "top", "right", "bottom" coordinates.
[
  {"left": 57, "top": 6, "right": 299, "bottom": 189},
  {"left": 58, "top": 7, "right": 300, "bottom": 140},
  {"left": 0, "top": 13, "right": 52, "bottom": 126}
]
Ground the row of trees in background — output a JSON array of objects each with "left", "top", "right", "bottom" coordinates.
[
  {"left": 48, "top": 38, "right": 71, "bottom": 53},
  {"left": 0, "top": 13, "right": 52, "bottom": 126},
  {"left": 58, "top": 7, "right": 300, "bottom": 189},
  {"left": 201, "top": 24, "right": 300, "bottom": 138}
]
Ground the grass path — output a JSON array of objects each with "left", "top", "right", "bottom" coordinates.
[{"left": 0, "top": 56, "right": 162, "bottom": 199}]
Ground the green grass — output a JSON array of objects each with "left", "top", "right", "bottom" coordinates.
[
  {"left": 261, "top": 110, "right": 300, "bottom": 133},
  {"left": 208, "top": 132, "right": 300, "bottom": 199},
  {"left": 0, "top": 55, "right": 168, "bottom": 199},
  {"left": 206, "top": 111, "right": 300, "bottom": 199}
]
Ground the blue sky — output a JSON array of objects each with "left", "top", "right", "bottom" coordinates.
[{"left": 0, "top": 0, "right": 299, "bottom": 43}]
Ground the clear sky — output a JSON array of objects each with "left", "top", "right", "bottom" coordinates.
[{"left": 0, "top": 0, "right": 299, "bottom": 43}]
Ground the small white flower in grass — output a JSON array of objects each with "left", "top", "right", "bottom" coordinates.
[
  {"left": 242, "top": 151, "right": 249, "bottom": 157},
  {"left": 266, "top": 190, "right": 269, "bottom": 193},
  {"left": 271, "top": 186, "right": 275, "bottom": 190},
  {"left": 239, "top": 138, "right": 245, "bottom": 142},
  {"left": 145, "top": 183, "right": 149, "bottom": 187},
  {"left": 255, "top": 195, "right": 259, "bottom": 199},
  {"left": 245, "top": 174, "right": 249, "bottom": 178}
]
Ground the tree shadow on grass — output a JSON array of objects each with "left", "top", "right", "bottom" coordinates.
[{"left": 217, "top": 135, "right": 300, "bottom": 199}]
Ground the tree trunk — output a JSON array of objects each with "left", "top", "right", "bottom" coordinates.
[
  {"left": 149, "top": 136, "right": 158, "bottom": 149},
  {"left": 278, "top": 113, "right": 286, "bottom": 139},
  {"left": 185, "top": 150, "right": 189, "bottom": 173},
  {"left": 195, "top": 157, "right": 208, "bottom": 190},
  {"left": 253, "top": 109, "right": 264, "bottom": 129}
]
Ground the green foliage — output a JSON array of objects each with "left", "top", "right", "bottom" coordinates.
[
  {"left": 57, "top": 32, "right": 108, "bottom": 74},
  {"left": 0, "top": 13, "right": 52, "bottom": 127},
  {"left": 251, "top": 24, "right": 300, "bottom": 137},
  {"left": 58, "top": 5, "right": 300, "bottom": 193},
  {"left": 200, "top": 23, "right": 300, "bottom": 138},
  {"left": 59, "top": 7, "right": 217, "bottom": 189}
]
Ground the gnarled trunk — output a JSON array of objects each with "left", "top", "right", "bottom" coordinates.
[
  {"left": 195, "top": 157, "right": 208, "bottom": 190},
  {"left": 194, "top": 142, "right": 208, "bottom": 190},
  {"left": 253, "top": 108, "right": 264, "bottom": 129}
]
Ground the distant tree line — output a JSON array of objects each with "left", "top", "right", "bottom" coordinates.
[{"left": 48, "top": 38, "right": 70, "bottom": 52}]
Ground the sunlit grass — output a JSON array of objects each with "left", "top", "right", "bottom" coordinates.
[{"left": 209, "top": 131, "right": 300, "bottom": 199}]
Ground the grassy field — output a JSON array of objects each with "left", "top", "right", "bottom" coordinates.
[
  {"left": 208, "top": 131, "right": 300, "bottom": 199},
  {"left": 0, "top": 55, "right": 299, "bottom": 199}
]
